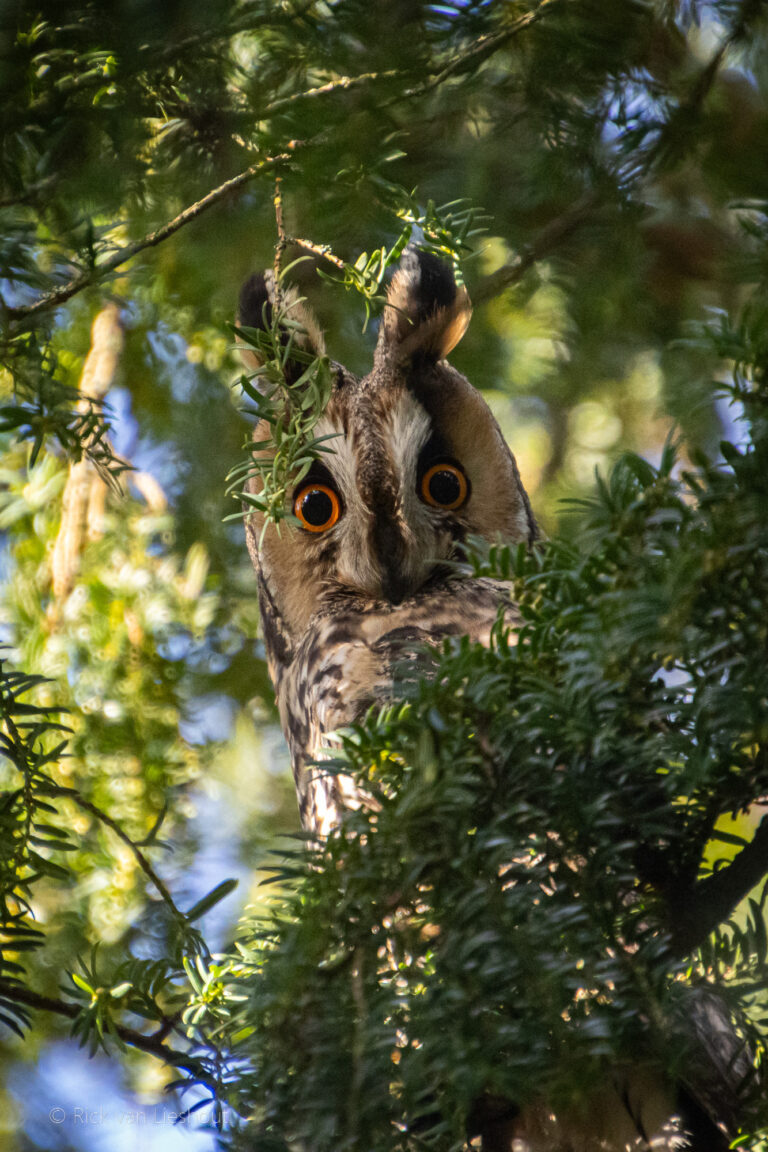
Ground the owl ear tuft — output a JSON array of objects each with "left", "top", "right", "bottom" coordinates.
[
  {"left": 236, "top": 270, "right": 325, "bottom": 384},
  {"left": 377, "top": 247, "right": 471, "bottom": 363}
]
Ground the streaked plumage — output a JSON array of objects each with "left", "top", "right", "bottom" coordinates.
[
  {"left": 238, "top": 249, "right": 533, "bottom": 833},
  {"left": 237, "top": 248, "right": 744, "bottom": 1151}
]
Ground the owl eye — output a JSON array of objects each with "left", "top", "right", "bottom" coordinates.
[
  {"left": 293, "top": 483, "right": 341, "bottom": 533},
  {"left": 420, "top": 462, "right": 468, "bottom": 510}
]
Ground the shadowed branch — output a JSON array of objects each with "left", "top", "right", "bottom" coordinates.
[
  {"left": 670, "top": 815, "right": 768, "bottom": 955},
  {"left": 5, "top": 147, "right": 300, "bottom": 323}
]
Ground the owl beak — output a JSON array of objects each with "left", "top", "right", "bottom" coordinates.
[
  {"left": 381, "top": 568, "right": 411, "bottom": 606},
  {"left": 374, "top": 520, "right": 423, "bottom": 605}
]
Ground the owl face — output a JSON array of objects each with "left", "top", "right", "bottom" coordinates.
[{"left": 238, "top": 249, "right": 536, "bottom": 646}]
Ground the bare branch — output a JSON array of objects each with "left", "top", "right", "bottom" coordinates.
[
  {"left": 4, "top": 1, "right": 557, "bottom": 326},
  {"left": 262, "top": 69, "right": 400, "bottom": 116},
  {"left": 5, "top": 147, "right": 299, "bottom": 323},
  {"left": 285, "top": 236, "right": 347, "bottom": 271},
  {"left": 273, "top": 177, "right": 287, "bottom": 306}
]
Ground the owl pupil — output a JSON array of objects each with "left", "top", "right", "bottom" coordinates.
[
  {"left": 302, "top": 488, "right": 333, "bottom": 526},
  {"left": 428, "top": 469, "right": 461, "bottom": 506}
]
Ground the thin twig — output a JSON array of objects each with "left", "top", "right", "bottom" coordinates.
[
  {"left": 683, "top": 0, "right": 761, "bottom": 119},
  {"left": 27, "top": 0, "right": 321, "bottom": 114},
  {"left": 0, "top": 977, "right": 203, "bottom": 1072},
  {"left": 285, "top": 236, "right": 346, "bottom": 271},
  {"left": 262, "top": 69, "right": 400, "bottom": 116},
  {"left": 472, "top": 191, "right": 601, "bottom": 306},
  {"left": 5, "top": 147, "right": 299, "bottom": 323},
  {"left": 638, "top": 2, "right": 760, "bottom": 173},
  {"left": 402, "top": 0, "right": 558, "bottom": 101},
  {"left": 53, "top": 785, "right": 196, "bottom": 944},
  {"left": 470, "top": 1, "right": 758, "bottom": 308},
  {"left": 5, "top": 2, "right": 556, "bottom": 325},
  {"left": 243, "top": 2, "right": 553, "bottom": 126},
  {"left": 273, "top": 177, "right": 287, "bottom": 306},
  {"left": 252, "top": 1, "right": 551, "bottom": 120}
]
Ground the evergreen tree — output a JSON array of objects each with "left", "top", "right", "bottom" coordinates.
[{"left": 1, "top": 1, "right": 767, "bottom": 1148}]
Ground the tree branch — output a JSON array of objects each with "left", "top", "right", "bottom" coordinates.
[
  {"left": 272, "top": 176, "right": 288, "bottom": 305},
  {"left": 669, "top": 814, "right": 768, "bottom": 955},
  {"left": 0, "top": 976, "right": 198, "bottom": 1070},
  {"left": 27, "top": 1, "right": 321, "bottom": 114},
  {"left": 468, "top": 3, "right": 757, "bottom": 309},
  {"left": 4, "top": 1, "right": 557, "bottom": 326},
  {"left": 4, "top": 147, "right": 299, "bottom": 323},
  {"left": 262, "top": 69, "right": 400, "bottom": 117},
  {"left": 285, "top": 236, "right": 346, "bottom": 271},
  {"left": 52, "top": 785, "right": 203, "bottom": 953},
  {"left": 471, "top": 190, "right": 601, "bottom": 306},
  {"left": 402, "top": 0, "right": 557, "bottom": 101},
  {"left": 637, "top": 2, "right": 761, "bottom": 175},
  {"left": 683, "top": 0, "right": 761, "bottom": 118},
  {"left": 258, "top": 0, "right": 556, "bottom": 118}
]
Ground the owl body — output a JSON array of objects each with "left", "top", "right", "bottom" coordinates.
[
  {"left": 239, "top": 249, "right": 534, "bottom": 833},
  {"left": 237, "top": 249, "right": 738, "bottom": 1150},
  {"left": 265, "top": 573, "right": 519, "bottom": 833}
]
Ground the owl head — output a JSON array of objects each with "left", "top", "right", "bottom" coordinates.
[{"left": 237, "top": 248, "right": 536, "bottom": 649}]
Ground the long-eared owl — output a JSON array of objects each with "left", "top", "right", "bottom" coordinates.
[
  {"left": 236, "top": 249, "right": 744, "bottom": 1152},
  {"left": 237, "top": 248, "right": 535, "bottom": 836}
]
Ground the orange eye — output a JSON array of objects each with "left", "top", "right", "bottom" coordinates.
[
  {"left": 293, "top": 483, "right": 341, "bottom": 533},
  {"left": 420, "top": 462, "right": 468, "bottom": 510}
]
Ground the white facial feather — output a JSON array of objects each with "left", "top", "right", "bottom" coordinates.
[
  {"left": 383, "top": 391, "right": 450, "bottom": 587},
  {"left": 312, "top": 412, "right": 380, "bottom": 596},
  {"left": 384, "top": 390, "right": 432, "bottom": 496},
  {"left": 313, "top": 395, "right": 446, "bottom": 599},
  {"left": 313, "top": 413, "right": 357, "bottom": 497}
]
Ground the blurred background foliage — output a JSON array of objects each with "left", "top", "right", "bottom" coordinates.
[{"left": 1, "top": 0, "right": 768, "bottom": 1147}]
